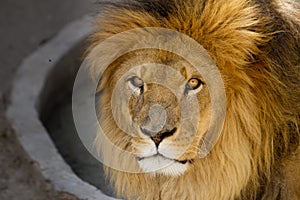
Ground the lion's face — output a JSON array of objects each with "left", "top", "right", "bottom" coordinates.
[
  {"left": 86, "top": 0, "right": 300, "bottom": 198},
  {"left": 97, "top": 51, "right": 212, "bottom": 176}
]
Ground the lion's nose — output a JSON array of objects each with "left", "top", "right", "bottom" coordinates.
[{"left": 140, "top": 127, "right": 177, "bottom": 147}]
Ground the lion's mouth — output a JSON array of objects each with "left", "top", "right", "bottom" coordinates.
[
  {"left": 136, "top": 155, "right": 191, "bottom": 176},
  {"left": 137, "top": 154, "right": 191, "bottom": 164}
]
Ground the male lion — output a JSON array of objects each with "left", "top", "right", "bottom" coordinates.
[{"left": 86, "top": 0, "right": 300, "bottom": 199}]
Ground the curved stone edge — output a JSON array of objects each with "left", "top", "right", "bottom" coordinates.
[{"left": 6, "top": 15, "right": 118, "bottom": 200}]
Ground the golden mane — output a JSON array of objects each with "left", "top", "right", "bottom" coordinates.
[{"left": 88, "top": 0, "right": 300, "bottom": 199}]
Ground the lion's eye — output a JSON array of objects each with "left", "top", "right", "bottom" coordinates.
[
  {"left": 187, "top": 78, "right": 203, "bottom": 90},
  {"left": 130, "top": 76, "right": 144, "bottom": 88},
  {"left": 128, "top": 76, "right": 144, "bottom": 95},
  {"left": 184, "top": 78, "right": 204, "bottom": 95}
]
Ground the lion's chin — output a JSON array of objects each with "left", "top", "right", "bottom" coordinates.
[{"left": 137, "top": 155, "right": 188, "bottom": 176}]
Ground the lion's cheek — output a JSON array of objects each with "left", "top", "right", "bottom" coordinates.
[
  {"left": 130, "top": 137, "right": 157, "bottom": 158},
  {"left": 158, "top": 138, "right": 200, "bottom": 161},
  {"left": 158, "top": 139, "right": 189, "bottom": 159}
]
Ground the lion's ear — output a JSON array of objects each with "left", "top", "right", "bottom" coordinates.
[
  {"left": 85, "top": 49, "right": 112, "bottom": 95},
  {"left": 95, "top": 75, "right": 108, "bottom": 94}
]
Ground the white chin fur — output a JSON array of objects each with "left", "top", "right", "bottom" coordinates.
[{"left": 137, "top": 156, "right": 188, "bottom": 176}]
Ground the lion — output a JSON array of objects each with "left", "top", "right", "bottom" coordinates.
[{"left": 85, "top": 0, "right": 300, "bottom": 199}]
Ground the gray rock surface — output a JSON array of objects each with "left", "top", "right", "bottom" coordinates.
[{"left": 0, "top": 1, "right": 99, "bottom": 200}]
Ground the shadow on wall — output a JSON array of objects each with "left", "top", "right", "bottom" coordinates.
[{"left": 39, "top": 40, "right": 116, "bottom": 197}]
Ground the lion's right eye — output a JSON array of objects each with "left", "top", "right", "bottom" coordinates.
[
  {"left": 130, "top": 76, "right": 144, "bottom": 88},
  {"left": 128, "top": 76, "right": 144, "bottom": 95}
]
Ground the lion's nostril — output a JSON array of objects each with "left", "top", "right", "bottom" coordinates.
[
  {"left": 140, "top": 127, "right": 154, "bottom": 137},
  {"left": 162, "top": 128, "right": 177, "bottom": 138},
  {"left": 140, "top": 127, "right": 177, "bottom": 148}
]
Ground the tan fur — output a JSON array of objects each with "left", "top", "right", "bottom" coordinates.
[{"left": 87, "top": 0, "right": 300, "bottom": 199}]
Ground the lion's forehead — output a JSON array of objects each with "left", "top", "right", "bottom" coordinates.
[{"left": 108, "top": 52, "right": 204, "bottom": 85}]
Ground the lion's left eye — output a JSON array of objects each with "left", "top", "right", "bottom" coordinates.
[
  {"left": 187, "top": 78, "right": 203, "bottom": 90},
  {"left": 184, "top": 78, "right": 204, "bottom": 95},
  {"left": 128, "top": 76, "right": 144, "bottom": 95}
]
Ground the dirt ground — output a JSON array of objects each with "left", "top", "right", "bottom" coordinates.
[{"left": 0, "top": 1, "right": 93, "bottom": 199}]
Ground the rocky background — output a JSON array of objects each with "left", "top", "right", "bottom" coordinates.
[{"left": 0, "top": 1, "right": 93, "bottom": 199}]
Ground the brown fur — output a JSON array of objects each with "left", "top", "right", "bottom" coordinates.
[{"left": 87, "top": 0, "right": 300, "bottom": 199}]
